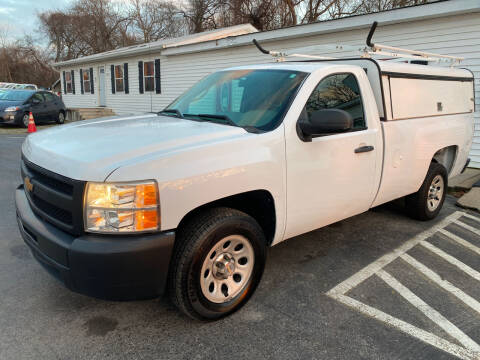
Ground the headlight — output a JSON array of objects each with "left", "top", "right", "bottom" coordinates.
[
  {"left": 5, "top": 106, "right": 20, "bottom": 112},
  {"left": 84, "top": 181, "right": 160, "bottom": 233}
]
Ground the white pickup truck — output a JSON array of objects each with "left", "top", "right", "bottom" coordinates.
[{"left": 16, "top": 40, "right": 474, "bottom": 320}]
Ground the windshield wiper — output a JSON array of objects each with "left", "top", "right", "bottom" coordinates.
[
  {"left": 183, "top": 113, "right": 262, "bottom": 133},
  {"left": 158, "top": 108, "right": 183, "bottom": 118},
  {"left": 184, "top": 113, "right": 237, "bottom": 127}
]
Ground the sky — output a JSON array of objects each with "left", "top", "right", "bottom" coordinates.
[{"left": 0, "top": 0, "right": 70, "bottom": 43}]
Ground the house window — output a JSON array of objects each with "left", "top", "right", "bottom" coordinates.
[
  {"left": 144, "top": 61, "right": 154, "bottom": 92},
  {"left": 83, "top": 69, "right": 91, "bottom": 93},
  {"left": 115, "top": 65, "right": 124, "bottom": 92},
  {"left": 65, "top": 71, "right": 72, "bottom": 93}
]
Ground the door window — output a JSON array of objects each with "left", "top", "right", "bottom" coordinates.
[
  {"left": 31, "top": 93, "right": 44, "bottom": 104},
  {"left": 304, "top": 73, "right": 366, "bottom": 129},
  {"left": 43, "top": 92, "right": 55, "bottom": 102}
]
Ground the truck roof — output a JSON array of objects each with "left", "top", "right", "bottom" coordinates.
[{"left": 228, "top": 60, "right": 473, "bottom": 79}]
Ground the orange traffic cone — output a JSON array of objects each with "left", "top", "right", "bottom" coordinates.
[{"left": 27, "top": 112, "right": 36, "bottom": 133}]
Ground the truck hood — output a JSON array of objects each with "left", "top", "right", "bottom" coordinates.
[{"left": 22, "top": 114, "right": 248, "bottom": 181}]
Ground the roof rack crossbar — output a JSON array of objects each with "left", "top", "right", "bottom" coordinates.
[
  {"left": 252, "top": 21, "right": 464, "bottom": 65},
  {"left": 365, "top": 21, "right": 463, "bottom": 64}
]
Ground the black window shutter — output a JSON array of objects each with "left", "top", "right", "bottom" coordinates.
[
  {"left": 79, "top": 69, "right": 84, "bottom": 94},
  {"left": 71, "top": 70, "right": 75, "bottom": 94},
  {"left": 138, "top": 61, "right": 144, "bottom": 94},
  {"left": 154, "top": 59, "right": 161, "bottom": 94},
  {"left": 110, "top": 65, "right": 115, "bottom": 94},
  {"left": 124, "top": 63, "right": 129, "bottom": 94},
  {"left": 62, "top": 71, "right": 66, "bottom": 94},
  {"left": 90, "top": 68, "right": 94, "bottom": 94}
]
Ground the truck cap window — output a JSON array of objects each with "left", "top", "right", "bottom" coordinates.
[
  {"left": 305, "top": 73, "right": 365, "bottom": 130},
  {"left": 163, "top": 69, "right": 308, "bottom": 132}
]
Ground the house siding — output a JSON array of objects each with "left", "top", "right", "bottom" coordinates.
[{"left": 59, "top": 11, "right": 480, "bottom": 167}]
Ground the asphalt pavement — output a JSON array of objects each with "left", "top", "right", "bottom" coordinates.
[{"left": 1, "top": 134, "right": 480, "bottom": 360}]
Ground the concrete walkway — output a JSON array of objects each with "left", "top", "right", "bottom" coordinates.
[{"left": 450, "top": 168, "right": 480, "bottom": 211}]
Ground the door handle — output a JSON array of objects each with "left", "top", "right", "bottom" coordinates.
[{"left": 355, "top": 145, "right": 374, "bottom": 154}]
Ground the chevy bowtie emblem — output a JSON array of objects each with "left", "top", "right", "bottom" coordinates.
[{"left": 24, "top": 177, "right": 34, "bottom": 193}]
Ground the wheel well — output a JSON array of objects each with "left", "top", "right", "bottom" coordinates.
[
  {"left": 177, "top": 190, "right": 276, "bottom": 245},
  {"left": 432, "top": 146, "right": 457, "bottom": 175}
]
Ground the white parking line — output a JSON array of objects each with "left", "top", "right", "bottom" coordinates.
[
  {"left": 462, "top": 213, "right": 480, "bottom": 224},
  {"left": 454, "top": 220, "right": 480, "bottom": 238},
  {"left": 438, "top": 229, "right": 480, "bottom": 257},
  {"left": 333, "top": 294, "right": 480, "bottom": 360},
  {"left": 327, "top": 211, "right": 464, "bottom": 297},
  {"left": 420, "top": 241, "right": 480, "bottom": 282},
  {"left": 401, "top": 253, "right": 480, "bottom": 315},
  {"left": 377, "top": 269, "right": 480, "bottom": 351},
  {"left": 326, "top": 211, "right": 480, "bottom": 360}
]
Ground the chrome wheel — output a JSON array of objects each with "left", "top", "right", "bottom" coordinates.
[
  {"left": 200, "top": 235, "right": 254, "bottom": 304},
  {"left": 427, "top": 174, "right": 444, "bottom": 211},
  {"left": 22, "top": 114, "right": 29, "bottom": 127},
  {"left": 58, "top": 112, "right": 65, "bottom": 123}
]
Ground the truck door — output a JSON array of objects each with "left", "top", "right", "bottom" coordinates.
[{"left": 284, "top": 70, "right": 381, "bottom": 239}]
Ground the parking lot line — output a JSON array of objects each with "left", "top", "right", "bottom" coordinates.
[
  {"left": 420, "top": 241, "right": 480, "bottom": 282},
  {"left": 438, "top": 228, "right": 480, "bottom": 256},
  {"left": 400, "top": 253, "right": 480, "bottom": 315},
  {"left": 377, "top": 269, "right": 480, "bottom": 351},
  {"left": 454, "top": 219, "right": 480, "bottom": 238},
  {"left": 326, "top": 211, "right": 464, "bottom": 297},
  {"left": 333, "top": 294, "right": 480, "bottom": 360},
  {"left": 462, "top": 213, "right": 480, "bottom": 224},
  {"left": 327, "top": 211, "right": 480, "bottom": 360}
]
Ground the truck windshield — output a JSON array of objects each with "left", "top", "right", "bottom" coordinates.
[{"left": 162, "top": 69, "right": 308, "bottom": 132}]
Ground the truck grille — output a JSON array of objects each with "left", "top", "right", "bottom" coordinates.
[{"left": 21, "top": 157, "right": 85, "bottom": 235}]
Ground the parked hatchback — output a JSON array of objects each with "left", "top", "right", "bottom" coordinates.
[{"left": 0, "top": 90, "right": 66, "bottom": 127}]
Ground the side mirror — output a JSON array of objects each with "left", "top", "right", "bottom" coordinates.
[
  {"left": 299, "top": 109, "right": 353, "bottom": 141},
  {"left": 31, "top": 98, "right": 40, "bottom": 105}
]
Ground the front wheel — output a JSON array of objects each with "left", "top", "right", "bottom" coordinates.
[
  {"left": 168, "top": 207, "right": 266, "bottom": 320},
  {"left": 406, "top": 162, "right": 447, "bottom": 221},
  {"left": 21, "top": 113, "right": 29, "bottom": 128}
]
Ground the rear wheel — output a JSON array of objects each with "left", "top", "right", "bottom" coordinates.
[
  {"left": 168, "top": 207, "right": 266, "bottom": 320},
  {"left": 406, "top": 162, "right": 447, "bottom": 221},
  {"left": 56, "top": 111, "right": 65, "bottom": 124}
]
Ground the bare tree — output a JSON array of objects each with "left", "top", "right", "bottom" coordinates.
[{"left": 130, "top": 0, "right": 185, "bottom": 42}]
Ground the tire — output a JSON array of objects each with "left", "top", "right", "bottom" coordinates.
[
  {"left": 168, "top": 207, "right": 266, "bottom": 320},
  {"left": 406, "top": 162, "right": 447, "bottom": 221},
  {"left": 21, "top": 113, "right": 29, "bottom": 128},
  {"left": 56, "top": 111, "right": 65, "bottom": 124}
]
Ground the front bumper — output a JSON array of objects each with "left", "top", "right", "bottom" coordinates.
[
  {"left": 15, "top": 185, "right": 175, "bottom": 300},
  {"left": 0, "top": 111, "right": 20, "bottom": 124}
]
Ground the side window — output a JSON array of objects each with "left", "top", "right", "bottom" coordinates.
[
  {"left": 114, "top": 65, "right": 124, "bottom": 92},
  {"left": 83, "top": 69, "right": 91, "bottom": 93},
  {"left": 304, "top": 73, "right": 365, "bottom": 129},
  {"left": 32, "top": 93, "right": 44, "bottom": 103},
  {"left": 143, "top": 61, "right": 154, "bottom": 92},
  {"left": 43, "top": 92, "right": 55, "bottom": 102},
  {"left": 65, "top": 71, "right": 72, "bottom": 93}
]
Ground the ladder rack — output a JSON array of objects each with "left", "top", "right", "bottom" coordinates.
[{"left": 252, "top": 21, "right": 464, "bottom": 66}]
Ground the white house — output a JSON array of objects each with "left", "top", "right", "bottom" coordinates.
[{"left": 53, "top": 0, "right": 480, "bottom": 166}]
